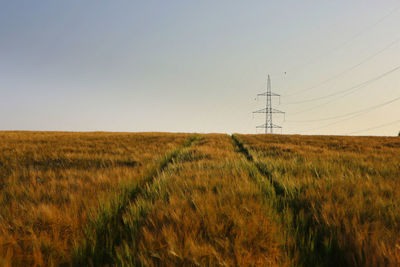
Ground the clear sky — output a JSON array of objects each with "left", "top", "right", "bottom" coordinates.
[{"left": 1, "top": 0, "right": 399, "bottom": 135}]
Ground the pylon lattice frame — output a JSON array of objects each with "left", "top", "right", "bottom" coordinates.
[{"left": 253, "top": 75, "right": 285, "bottom": 134}]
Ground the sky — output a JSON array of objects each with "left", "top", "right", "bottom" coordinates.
[{"left": 1, "top": 0, "right": 399, "bottom": 135}]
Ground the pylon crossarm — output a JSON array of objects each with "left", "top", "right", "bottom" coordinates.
[
  {"left": 256, "top": 124, "right": 282, "bottom": 129},
  {"left": 271, "top": 123, "right": 282, "bottom": 128},
  {"left": 271, "top": 108, "right": 285, "bottom": 114},
  {"left": 253, "top": 108, "right": 267, "bottom": 113},
  {"left": 253, "top": 109, "right": 284, "bottom": 114},
  {"left": 257, "top": 92, "right": 280, "bottom": 97}
]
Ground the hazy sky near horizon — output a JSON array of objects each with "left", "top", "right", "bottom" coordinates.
[{"left": 1, "top": 0, "right": 399, "bottom": 135}]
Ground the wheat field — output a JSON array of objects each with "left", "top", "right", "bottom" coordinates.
[
  {"left": 0, "top": 132, "right": 189, "bottom": 266},
  {"left": 235, "top": 134, "right": 400, "bottom": 266},
  {"left": 0, "top": 131, "right": 399, "bottom": 266}
]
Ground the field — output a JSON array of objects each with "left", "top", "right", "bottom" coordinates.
[
  {"left": 0, "top": 132, "right": 190, "bottom": 266},
  {"left": 235, "top": 134, "right": 400, "bottom": 266},
  {"left": 0, "top": 132, "right": 399, "bottom": 266}
]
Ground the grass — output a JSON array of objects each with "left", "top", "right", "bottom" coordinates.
[
  {"left": 1, "top": 131, "right": 400, "bottom": 266},
  {"left": 235, "top": 134, "right": 400, "bottom": 266},
  {"left": 73, "top": 135, "right": 198, "bottom": 266},
  {"left": 74, "top": 134, "right": 286, "bottom": 266},
  {"left": 0, "top": 131, "right": 190, "bottom": 266},
  {"left": 113, "top": 134, "right": 285, "bottom": 266}
]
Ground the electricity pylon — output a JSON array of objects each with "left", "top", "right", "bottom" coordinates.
[{"left": 253, "top": 75, "right": 285, "bottom": 134}]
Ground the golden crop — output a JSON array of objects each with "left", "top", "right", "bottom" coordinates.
[
  {"left": 1, "top": 131, "right": 399, "bottom": 266},
  {"left": 236, "top": 134, "right": 400, "bottom": 266},
  {"left": 131, "top": 134, "right": 284, "bottom": 266},
  {"left": 0, "top": 132, "right": 189, "bottom": 266}
]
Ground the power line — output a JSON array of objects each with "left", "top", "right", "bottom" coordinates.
[
  {"left": 346, "top": 119, "right": 400, "bottom": 135},
  {"left": 285, "top": 4, "right": 400, "bottom": 74},
  {"left": 287, "top": 88, "right": 362, "bottom": 117},
  {"left": 286, "top": 61, "right": 400, "bottom": 116},
  {"left": 297, "top": 95, "right": 400, "bottom": 133},
  {"left": 288, "top": 96, "right": 400, "bottom": 123},
  {"left": 284, "top": 64, "right": 400, "bottom": 105},
  {"left": 284, "top": 36, "right": 400, "bottom": 97}
]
